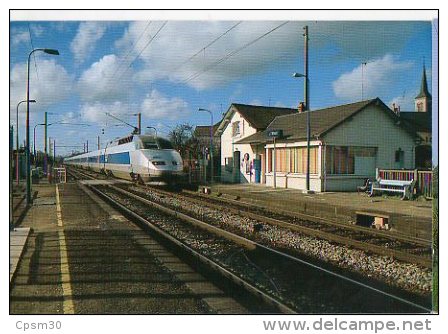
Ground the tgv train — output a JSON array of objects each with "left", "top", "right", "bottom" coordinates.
[{"left": 64, "top": 134, "right": 185, "bottom": 183}]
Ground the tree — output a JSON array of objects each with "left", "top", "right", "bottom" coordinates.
[{"left": 168, "top": 123, "right": 196, "bottom": 159}]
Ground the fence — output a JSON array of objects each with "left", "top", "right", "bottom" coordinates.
[
  {"left": 52, "top": 167, "right": 67, "bottom": 184},
  {"left": 376, "top": 168, "right": 433, "bottom": 198}
]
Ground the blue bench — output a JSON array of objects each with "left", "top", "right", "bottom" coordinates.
[{"left": 369, "top": 179, "right": 415, "bottom": 200}]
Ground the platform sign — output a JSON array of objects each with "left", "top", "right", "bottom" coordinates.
[
  {"left": 268, "top": 130, "right": 283, "bottom": 189},
  {"left": 268, "top": 129, "right": 283, "bottom": 139}
]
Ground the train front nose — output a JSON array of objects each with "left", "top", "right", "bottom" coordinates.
[{"left": 141, "top": 150, "right": 183, "bottom": 173}]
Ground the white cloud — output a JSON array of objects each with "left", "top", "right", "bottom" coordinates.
[
  {"left": 249, "top": 99, "right": 263, "bottom": 106},
  {"left": 11, "top": 29, "right": 30, "bottom": 47},
  {"left": 30, "top": 24, "right": 44, "bottom": 37},
  {"left": 113, "top": 21, "right": 426, "bottom": 91},
  {"left": 388, "top": 94, "right": 415, "bottom": 112},
  {"left": 114, "top": 21, "right": 299, "bottom": 90},
  {"left": 10, "top": 59, "right": 73, "bottom": 118},
  {"left": 71, "top": 22, "right": 108, "bottom": 63},
  {"left": 332, "top": 54, "right": 413, "bottom": 102},
  {"left": 274, "top": 101, "right": 288, "bottom": 108},
  {"left": 78, "top": 54, "right": 132, "bottom": 102},
  {"left": 79, "top": 101, "right": 128, "bottom": 123},
  {"left": 140, "top": 89, "right": 189, "bottom": 120}
]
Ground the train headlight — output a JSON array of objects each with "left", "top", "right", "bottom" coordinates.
[
  {"left": 172, "top": 161, "right": 178, "bottom": 166},
  {"left": 152, "top": 161, "right": 166, "bottom": 166}
]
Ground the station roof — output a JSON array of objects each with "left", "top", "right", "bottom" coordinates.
[
  {"left": 216, "top": 103, "right": 296, "bottom": 134},
  {"left": 399, "top": 111, "right": 432, "bottom": 133},
  {"left": 236, "top": 98, "right": 414, "bottom": 144},
  {"left": 194, "top": 122, "right": 221, "bottom": 138}
]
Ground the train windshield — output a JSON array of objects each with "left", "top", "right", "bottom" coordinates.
[{"left": 141, "top": 137, "right": 174, "bottom": 150}]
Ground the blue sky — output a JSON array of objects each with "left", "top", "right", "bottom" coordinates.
[{"left": 10, "top": 20, "right": 432, "bottom": 156}]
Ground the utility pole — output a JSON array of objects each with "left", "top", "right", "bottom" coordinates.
[
  {"left": 105, "top": 112, "right": 139, "bottom": 134},
  {"left": 49, "top": 137, "right": 53, "bottom": 181},
  {"left": 44, "top": 111, "right": 48, "bottom": 178},
  {"left": 138, "top": 113, "right": 142, "bottom": 134},
  {"left": 53, "top": 139, "right": 56, "bottom": 167},
  {"left": 273, "top": 137, "right": 276, "bottom": 188},
  {"left": 304, "top": 25, "right": 311, "bottom": 193},
  {"left": 97, "top": 136, "right": 100, "bottom": 150},
  {"left": 86, "top": 140, "right": 89, "bottom": 153},
  {"left": 361, "top": 62, "right": 367, "bottom": 100},
  {"left": 10, "top": 126, "right": 14, "bottom": 229}
]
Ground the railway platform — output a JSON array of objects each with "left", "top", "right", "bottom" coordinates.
[
  {"left": 206, "top": 183, "right": 433, "bottom": 240},
  {"left": 9, "top": 182, "right": 248, "bottom": 314}
]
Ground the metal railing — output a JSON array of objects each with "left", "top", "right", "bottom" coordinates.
[
  {"left": 52, "top": 167, "right": 67, "bottom": 184},
  {"left": 376, "top": 168, "right": 433, "bottom": 198}
]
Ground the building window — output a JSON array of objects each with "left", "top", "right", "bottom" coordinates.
[
  {"left": 268, "top": 146, "right": 318, "bottom": 174},
  {"left": 243, "top": 153, "right": 250, "bottom": 174},
  {"left": 225, "top": 157, "right": 233, "bottom": 172},
  {"left": 417, "top": 102, "right": 424, "bottom": 112},
  {"left": 395, "top": 148, "right": 404, "bottom": 167},
  {"left": 232, "top": 121, "right": 240, "bottom": 137},
  {"left": 326, "top": 146, "right": 376, "bottom": 175}
]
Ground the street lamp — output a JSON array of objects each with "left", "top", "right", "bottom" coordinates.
[
  {"left": 26, "top": 48, "right": 59, "bottom": 205},
  {"left": 292, "top": 71, "right": 311, "bottom": 193},
  {"left": 146, "top": 126, "right": 158, "bottom": 139},
  {"left": 16, "top": 99, "right": 36, "bottom": 185},
  {"left": 198, "top": 108, "right": 214, "bottom": 184},
  {"left": 33, "top": 123, "right": 45, "bottom": 163}
]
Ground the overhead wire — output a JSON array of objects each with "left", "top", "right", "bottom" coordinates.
[
  {"left": 106, "top": 20, "right": 152, "bottom": 83},
  {"left": 172, "top": 21, "right": 243, "bottom": 73},
  {"left": 115, "top": 21, "right": 168, "bottom": 83},
  {"left": 28, "top": 23, "right": 39, "bottom": 82},
  {"left": 98, "top": 21, "right": 168, "bottom": 124},
  {"left": 181, "top": 21, "right": 289, "bottom": 85}
]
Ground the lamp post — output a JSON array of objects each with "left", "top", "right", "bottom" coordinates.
[
  {"left": 33, "top": 123, "right": 45, "bottom": 164},
  {"left": 16, "top": 99, "right": 36, "bottom": 185},
  {"left": 198, "top": 108, "right": 214, "bottom": 184},
  {"left": 26, "top": 48, "right": 59, "bottom": 206},
  {"left": 293, "top": 72, "right": 311, "bottom": 193},
  {"left": 146, "top": 126, "right": 158, "bottom": 139}
]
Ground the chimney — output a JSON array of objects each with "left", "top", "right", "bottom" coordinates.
[
  {"left": 298, "top": 102, "right": 305, "bottom": 113},
  {"left": 392, "top": 103, "right": 400, "bottom": 115}
]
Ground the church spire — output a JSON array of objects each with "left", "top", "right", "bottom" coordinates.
[{"left": 416, "top": 64, "right": 431, "bottom": 99}]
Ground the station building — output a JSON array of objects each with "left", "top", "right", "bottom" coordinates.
[
  {"left": 194, "top": 121, "right": 222, "bottom": 154},
  {"left": 222, "top": 98, "right": 419, "bottom": 192},
  {"left": 216, "top": 103, "right": 296, "bottom": 183}
]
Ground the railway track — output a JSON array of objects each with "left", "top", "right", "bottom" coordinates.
[
  {"left": 67, "top": 167, "right": 431, "bottom": 268},
  {"left": 67, "top": 168, "right": 294, "bottom": 313},
  {"left": 66, "top": 167, "right": 432, "bottom": 301},
  {"left": 111, "top": 181, "right": 431, "bottom": 269},
  {"left": 85, "top": 181, "right": 430, "bottom": 313}
]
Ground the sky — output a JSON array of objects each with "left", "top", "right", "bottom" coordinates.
[{"left": 10, "top": 19, "right": 433, "bottom": 156}]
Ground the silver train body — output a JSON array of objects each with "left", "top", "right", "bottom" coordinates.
[{"left": 64, "top": 135, "right": 185, "bottom": 183}]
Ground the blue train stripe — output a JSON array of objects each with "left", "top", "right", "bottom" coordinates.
[
  {"left": 68, "top": 152, "right": 130, "bottom": 165},
  {"left": 106, "top": 152, "right": 130, "bottom": 164}
]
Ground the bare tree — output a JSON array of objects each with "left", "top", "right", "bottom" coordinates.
[{"left": 168, "top": 123, "right": 196, "bottom": 159}]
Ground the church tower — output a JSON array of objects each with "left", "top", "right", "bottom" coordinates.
[{"left": 415, "top": 65, "right": 432, "bottom": 113}]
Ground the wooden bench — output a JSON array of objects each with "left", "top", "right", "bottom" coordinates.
[{"left": 369, "top": 179, "right": 416, "bottom": 200}]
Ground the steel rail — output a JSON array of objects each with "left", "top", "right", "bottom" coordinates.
[
  {"left": 87, "top": 183, "right": 296, "bottom": 314},
  {"left": 131, "top": 184, "right": 431, "bottom": 268},
  {"left": 102, "top": 184, "right": 431, "bottom": 313},
  {"left": 186, "top": 189, "right": 431, "bottom": 247},
  {"left": 65, "top": 167, "right": 431, "bottom": 267}
]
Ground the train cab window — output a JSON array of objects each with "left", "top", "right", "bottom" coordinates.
[
  {"left": 142, "top": 141, "right": 159, "bottom": 149},
  {"left": 157, "top": 138, "right": 174, "bottom": 149},
  {"left": 141, "top": 138, "right": 174, "bottom": 150}
]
